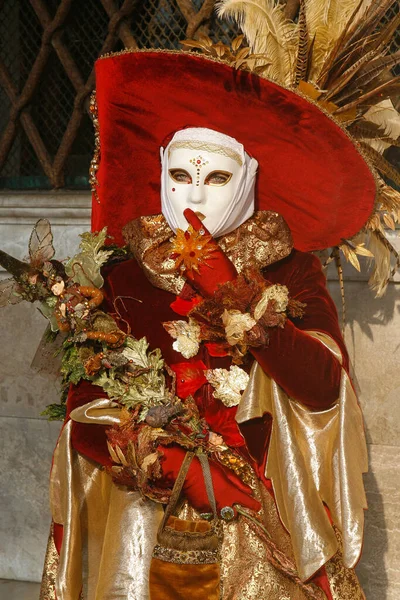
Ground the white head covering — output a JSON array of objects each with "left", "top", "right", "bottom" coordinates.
[{"left": 160, "top": 127, "right": 258, "bottom": 238}]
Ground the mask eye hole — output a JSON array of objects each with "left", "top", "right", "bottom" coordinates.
[
  {"left": 169, "top": 169, "right": 192, "bottom": 184},
  {"left": 205, "top": 171, "right": 232, "bottom": 186}
]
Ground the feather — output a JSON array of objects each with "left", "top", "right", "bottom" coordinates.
[
  {"left": 304, "top": 0, "right": 367, "bottom": 81},
  {"left": 358, "top": 100, "right": 400, "bottom": 153},
  {"left": 335, "top": 75, "right": 400, "bottom": 114},
  {"left": 322, "top": 32, "right": 380, "bottom": 90},
  {"left": 319, "top": 0, "right": 398, "bottom": 88},
  {"left": 347, "top": 50, "right": 400, "bottom": 94},
  {"left": 305, "top": 33, "right": 316, "bottom": 82},
  {"left": 330, "top": 50, "right": 400, "bottom": 105},
  {"left": 217, "top": 0, "right": 298, "bottom": 84},
  {"left": 323, "top": 49, "right": 378, "bottom": 101},
  {"left": 359, "top": 141, "right": 400, "bottom": 186},
  {"left": 294, "top": 0, "right": 309, "bottom": 85},
  {"left": 316, "top": 0, "right": 367, "bottom": 87},
  {"left": 354, "top": 0, "right": 398, "bottom": 45},
  {"left": 351, "top": 120, "right": 396, "bottom": 140}
]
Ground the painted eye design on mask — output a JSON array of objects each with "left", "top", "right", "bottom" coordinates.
[
  {"left": 204, "top": 171, "right": 232, "bottom": 186},
  {"left": 169, "top": 169, "right": 192, "bottom": 184}
]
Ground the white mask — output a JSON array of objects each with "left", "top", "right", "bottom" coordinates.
[{"left": 160, "top": 128, "right": 258, "bottom": 237}]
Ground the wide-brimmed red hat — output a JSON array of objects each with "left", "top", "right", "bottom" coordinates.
[{"left": 92, "top": 50, "right": 376, "bottom": 251}]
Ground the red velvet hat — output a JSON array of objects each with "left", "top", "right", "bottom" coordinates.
[{"left": 92, "top": 50, "right": 376, "bottom": 251}]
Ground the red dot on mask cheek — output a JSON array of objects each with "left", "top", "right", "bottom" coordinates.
[{"left": 172, "top": 188, "right": 175, "bottom": 192}]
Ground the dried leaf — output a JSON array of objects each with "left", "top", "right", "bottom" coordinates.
[
  {"left": 180, "top": 39, "right": 209, "bottom": 51},
  {"left": 341, "top": 244, "right": 361, "bottom": 271},
  {"left": 235, "top": 46, "right": 251, "bottom": 61},
  {"left": 126, "top": 441, "right": 139, "bottom": 469},
  {"left": 198, "top": 33, "right": 214, "bottom": 47},
  {"left": 354, "top": 244, "right": 374, "bottom": 257},
  {"left": 383, "top": 213, "right": 396, "bottom": 230},
  {"left": 114, "top": 445, "right": 127, "bottom": 466},
  {"left": 365, "top": 212, "right": 383, "bottom": 233},
  {"left": 141, "top": 452, "right": 159, "bottom": 471},
  {"left": 253, "top": 63, "right": 273, "bottom": 74},
  {"left": 213, "top": 42, "right": 228, "bottom": 58},
  {"left": 232, "top": 34, "right": 245, "bottom": 51},
  {"left": 107, "top": 441, "right": 121, "bottom": 464},
  {"left": 367, "top": 229, "right": 398, "bottom": 297}
]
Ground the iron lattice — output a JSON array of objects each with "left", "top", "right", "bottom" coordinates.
[{"left": 0, "top": 0, "right": 237, "bottom": 190}]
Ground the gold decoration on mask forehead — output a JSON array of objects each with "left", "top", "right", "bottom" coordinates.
[
  {"left": 169, "top": 140, "right": 243, "bottom": 166},
  {"left": 189, "top": 154, "right": 209, "bottom": 185}
]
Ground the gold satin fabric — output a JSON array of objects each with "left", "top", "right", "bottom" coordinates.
[
  {"left": 236, "top": 331, "right": 368, "bottom": 581},
  {"left": 50, "top": 413, "right": 163, "bottom": 600},
  {"left": 48, "top": 391, "right": 365, "bottom": 599}
]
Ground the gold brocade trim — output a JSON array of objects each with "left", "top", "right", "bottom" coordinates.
[
  {"left": 89, "top": 91, "right": 100, "bottom": 204},
  {"left": 179, "top": 476, "right": 325, "bottom": 600},
  {"left": 122, "top": 213, "right": 185, "bottom": 295},
  {"left": 169, "top": 140, "right": 243, "bottom": 166},
  {"left": 218, "top": 211, "right": 293, "bottom": 277},
  {"left": 39, "top": 522, "right": 85, "bottom": 600},
  {"left": 39, "top": 523, "right": 58, "bottom": 600},
  {"left": 122, "top": 211, "right": 293, "bottom": 295},
  {"left": 325, "top": 528, "right": 366, "bottom": 600},
  {"left": 152, "top": 545, "right": 219, "bottom": 564}
]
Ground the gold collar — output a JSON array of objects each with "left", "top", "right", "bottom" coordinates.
[{"left": 122, "top": 212, "right": 293, "bottom": 295}]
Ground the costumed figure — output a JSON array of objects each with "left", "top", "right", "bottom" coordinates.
[{"left": 1, "top": 1, "right": 400, "bottom": 599}]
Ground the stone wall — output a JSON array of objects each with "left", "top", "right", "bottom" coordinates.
[{"left": 0, "top": 192, "right": 399, "bottom": 598}]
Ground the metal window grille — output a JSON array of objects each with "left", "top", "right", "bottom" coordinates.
[
  {"left": 0, "top": 0, "right": 238, "bottom": 190},
  {"left": 0, "top": 1, "right": 398, "bottom": 191}
]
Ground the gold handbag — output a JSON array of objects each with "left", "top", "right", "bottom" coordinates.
[{"left": 149, "top": 452, "right": 221, "bottom": 600}]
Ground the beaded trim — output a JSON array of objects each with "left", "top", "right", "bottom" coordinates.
[
  {"left": 89, "top": 91, "right": 101, "bottom": 204},
  {"left": 152, "top": 545, "right": 219, "bottom": 565}
]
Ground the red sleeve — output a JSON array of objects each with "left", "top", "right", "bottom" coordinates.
[
  {"left": 252, "top": 251, "right": 347, "bottom": 410},
  {"left": 67, "top": 380, "right": 112, "bottom": 467}
]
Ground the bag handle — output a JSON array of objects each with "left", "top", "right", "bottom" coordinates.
[{"left": 160, "top": 451, "right": 217, "bottom": 532}]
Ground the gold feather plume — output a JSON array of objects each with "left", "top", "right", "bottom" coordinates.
[
  {"left": 216, "top": 0, "right": 298, "bottom": 85},
  {"left": 215, "top": 0, "right": 400, "bottom": 295},
  {"left": 304, "top": 0, "right": 368, "bottom": 82}
]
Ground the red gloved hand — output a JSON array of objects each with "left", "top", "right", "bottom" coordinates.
[
  {"left": 182, "top": 208, "right": 237, "bottom": 297},
  {"left": 159, "top": 444, "right": 261, "bottom": 516}
]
